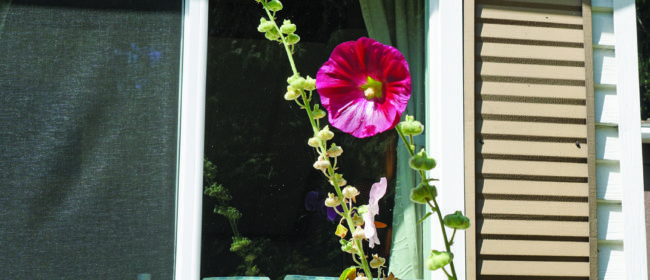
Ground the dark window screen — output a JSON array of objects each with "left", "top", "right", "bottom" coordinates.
[{"left": 0, "top": 1, "right": 182, "bottom": 279}]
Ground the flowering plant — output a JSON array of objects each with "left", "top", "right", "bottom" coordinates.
[{"left": 252, "top": 1, "right": 470, "bottom": 279}]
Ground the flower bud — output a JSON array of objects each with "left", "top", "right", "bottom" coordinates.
[
  {"left": 329, "top": 173, "right": 346, "bottom": 187},
  {"left": 342, "top": 186, "right": 360, "bottom": 200},
  {"left": 313, "top": 156, "right": 330, "bottom": 171},
  {"left": 351, "top": 213, "right": 364, "bottom": 226},
  {"left": 265, "top": 28, "right": 280, "bottom": 41},
  {"left": 304, "top": 76, "right": 316, "bottom": 91},
  {"left": 284, "top": 86, "right": 301, "bottom": 101},
  {"left": 324, "top": 193, "right": 341, "bottom": 207},
  {"left": 426, "top": 250, "right": 453, "bottom": 271},
  {"left": 285, "top": 34, "right": 300, "bottom": 45},
  {"left": 444, "top": 211, "right": 471, "bottom": 230},
  {"left": 352, "top": 226, "right": 365, "bottom": 240},
  {"left": 369, "top": 254, "right": 386, "bottom": 268},
  {"left": 265, "top": 0, "right": 283, "bottom": 12},
  {"left": 280, "top": 20, "right": 296, "bottom": 34},
  {"left": 398, "top": 115, "right": 424, "bottom": 136},
  {"left": 290, "top": 76, "right": 306, "bottom": 90},
  {"left": 409, "top": 149, "right": 436, "bottom": 171},
  {"left": 326, "top": 144, "right": 343, "bottom": 157},
  {"left": 410, "top": 183, "right": 436, "bottom": 204},
  {"left": 335, "top": 223, "right": 348, "bottom": 238},
  {"left": 317, "top": 125, "right": 335, "bottom": 141},
  {"left": 340, "top": 239, "right": 354, "bottom": 253},
  {"left": 307, "top": 137, "right": 320, "bottom": 148},
  {"left": 257, "top": 18, "right": 274, "bottom": 33},
  {"left": 312, "top": 107, "right": 326, "bottom": 119}
]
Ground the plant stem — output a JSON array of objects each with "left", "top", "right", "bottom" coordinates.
[{"left": 396, "top": 127, "right": 457, "bottom": 280}]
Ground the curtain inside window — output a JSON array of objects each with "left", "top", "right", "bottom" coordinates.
[
  {"left": 359, "top": 0, "right": 426, "bottom": 278},
  {"left": 0, "top": 1, "right": 182, "bottom": 278}
]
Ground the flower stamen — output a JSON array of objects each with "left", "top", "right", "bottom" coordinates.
[{"left": 361, "top": 76, "right": 382, "bottom": 100}]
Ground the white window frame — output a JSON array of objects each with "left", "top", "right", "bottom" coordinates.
[
  {"left": 175, "top": 0, "right": 209, "bottom": 279},
  {"left": 425, "top": 1, "right": 465, "bottom": 280},
  {"left": 173, "top": 1, "right": 466, "bottom": 279}
]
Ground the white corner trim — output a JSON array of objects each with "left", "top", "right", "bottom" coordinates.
[
  {"left": 612, "top": 0, "right": 648, "bottom": 279},
  {"left": 642, "top": 123, "right": 650, "bottom": 143},
  {"left": 175, "top": 0, "right": 209, "bottom": 279},
  {"left": 426, "top": 0, "right": 465, "bottom": 279}
]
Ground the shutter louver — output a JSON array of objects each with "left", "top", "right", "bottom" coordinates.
[{"left": 464, "top": 0, "right": 597, "bottom": 279}]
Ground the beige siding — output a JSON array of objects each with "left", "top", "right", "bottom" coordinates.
[{"left": 465, "top": 0, "right": 597, "bottom": 279}]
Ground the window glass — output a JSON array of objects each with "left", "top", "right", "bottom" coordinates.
[
  {"left": 201, "top": 0, "right": 398, "bottom": 279},
  {"left": 0, "top": 1, "right": 182, "bottom": 278}
]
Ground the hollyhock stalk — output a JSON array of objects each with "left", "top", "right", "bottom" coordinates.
[
  {"left": 258, "top": 3, "right": 374, "bottom": 279},
  {"left": 395, "top": 125, "right": 458, "bottom": 279}
]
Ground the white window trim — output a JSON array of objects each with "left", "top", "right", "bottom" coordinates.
[
  {"left": 613, "top": 0, "right": 648, "bottom": 279},
  {"left": 175, "top": 0, "right": 209, "bottom": 279},
  {"left": 425, "top": 1, "right": 465, "bottom": 280}
]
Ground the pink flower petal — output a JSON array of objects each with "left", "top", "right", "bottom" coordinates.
[
  {"left": 316, "top": 38, "right": 411, "bottom": 138},
  {"left": 363, "top": 177, "right": 387, "bottom": 248}
]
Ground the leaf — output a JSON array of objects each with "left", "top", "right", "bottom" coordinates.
[
  {"left": 339, "top": 266, "right": 357, "bottom": 280},
  {"left": 417, "top": 212, "right": 433, "bottom": 224}
]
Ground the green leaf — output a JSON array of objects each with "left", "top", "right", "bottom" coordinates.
[
  {"left": 417, "top": 212, "right": 433, "bottom": 224},
  {"left": 339, "top": 266, "right": 357, "bottom": 280}
]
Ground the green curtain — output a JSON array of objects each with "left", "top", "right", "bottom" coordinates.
[{"left": 359, "top": 0, "right": 426, "bottom": 279}]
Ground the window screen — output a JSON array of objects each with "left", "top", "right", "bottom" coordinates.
[
  {"left": 201, "top": 0, "right": 398, "bottom": 279},
  {"left": 0, "top": 1, "right": 182, "bottom": 279}
]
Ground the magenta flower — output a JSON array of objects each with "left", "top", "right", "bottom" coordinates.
[
  {"left": 316, "top": 37, "right": 412, "bottom": 138},
  {"left": 363, "top": 177, "right": 387, "bottom": 248}
]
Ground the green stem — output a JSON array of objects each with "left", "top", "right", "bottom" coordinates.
[{"left": 396, "top": 127, "right": 457, "bottom": 280}]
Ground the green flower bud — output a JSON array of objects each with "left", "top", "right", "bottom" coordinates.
[
  {"left": 329, "top": 173, "right": 346, "bottom": 187},
  {"left": 426, "top": 250, "right": 453, "bottom": 271},
  {"left": 285, "top": 34, "right": 300, "bottom": 45},
  {"left": 444, "top": 211, "right": 471, "bottom": 230},
  {"left": 409, "top": 149, "right": 436, "bottom": 170},
  {"left": 257, "top": 18, "right": 274, "bottom": 33},
  {"left": 327, "top": 144, "right": 343, "bottom": 157},
  {"left": 280, "top": 19, "right": 296, "bottom": 34},
  {"left": 313, "top": 107, "right": 326, "bottom": 119},
  {"left": 410, "top": 183, "right": 436, "bottom": 204},
  {"left": 265, "top": 0, "right": 283, "bottom": 12},
  {"left": 304, "top": 76, "right": 316, "bottom": 91},
  {"left": 265, "top": 28, "right": 280, "bottom": 41},
  {"left": 290, "top": 76, "right": 306, "bottom": 90},
  {"left": 284, "top": 86, "right": 301, "bottom": 100},
  {"left": 398, "top": 115, "right": 424, "bottom": 136}
]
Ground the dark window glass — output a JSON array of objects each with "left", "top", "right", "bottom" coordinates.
[
  {"left": 0, "top": 1, "right": 182, "bottom": 279},
  {"left": 202, "top": 1, "right": 397, "bottom": 279}
]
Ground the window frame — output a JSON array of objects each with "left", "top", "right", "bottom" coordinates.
[
  {"left": 175, "top": 0, "right": 209, "bottom": 279},
  {"left": 174, "top": 0, "right": 467, "bottom": 279}
]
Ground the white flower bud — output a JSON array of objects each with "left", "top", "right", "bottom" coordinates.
[
  {"left": 313, "top": 156, "right": 330, "bottom": 171},
  {"left": 329, "top": 173, "right": 346, "bottom": 187},
  {"left": 352, "top": 226, "right": 365, "bottom": 240},
  {"left": 355, "top": 273, "right": 368, "bottom": 280},
  {"left": 324, "top": 193, "right": 341, "bottom": 207},
  {"left": 342, "top": 186, "right": 360, "bottom": 200},
  {"left": 304, "top": 76, "right": 316, "bottom": 91},
  {"left": 307, "top": 137, "right": 320, "bottom": 148},
  {"left": 317, "top": 125, "right": 334, "bottom": 141}
]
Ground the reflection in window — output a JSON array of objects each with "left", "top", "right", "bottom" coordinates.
[{"left": 201, "top": 0, "right": 398, "bottom": 279}]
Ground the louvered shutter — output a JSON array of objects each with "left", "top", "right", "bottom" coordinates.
[{"left": 463, "top": 0, "right": 597, "bottom": 279}]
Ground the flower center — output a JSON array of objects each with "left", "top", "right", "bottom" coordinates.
[{"left": 361, "top": 76, "right": 383, "bottom": 100}]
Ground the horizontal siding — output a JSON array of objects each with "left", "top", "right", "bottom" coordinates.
[
  {"left": 596, "top": 126, "right": 620, "bottom": 161},
  {"left": 598, "top": 203, "right": 624, "bottom": 240},
  {"left": 594, "top": 48, "right": 617, "bottom": 85},
  {"left": 596, "top": 161, "right": 622, "bottom": 201}
]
